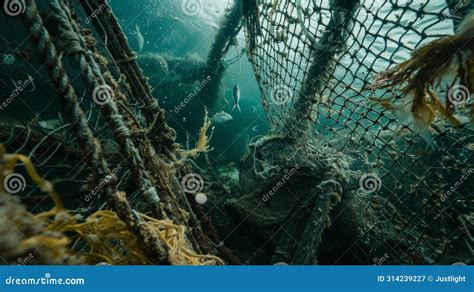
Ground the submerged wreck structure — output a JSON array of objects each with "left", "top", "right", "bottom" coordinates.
[{"left": 0, "top": 0, "right": 473, "bottom": 265}]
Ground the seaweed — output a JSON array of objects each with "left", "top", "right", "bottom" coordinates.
[
  {"left": 0, "top": 144, "right": 223, "bottom": 265},
  {"left": 371, "top": 15, "right": 474, "bottom": 129}
]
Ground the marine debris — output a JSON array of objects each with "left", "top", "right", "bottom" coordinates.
[{"left": 0, "top": 0, "right": 472, "bottom": 267}]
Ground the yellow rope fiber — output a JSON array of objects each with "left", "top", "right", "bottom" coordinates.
[{"left": 0, "top": 145, "right": 224, "bottom": 265}]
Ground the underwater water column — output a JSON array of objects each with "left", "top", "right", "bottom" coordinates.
[
  {"left": 204, "top": 0, "right": 243, "bottom": 106},
  {"left": 206, "top": 0, "right": 243, "bottom": 70}
]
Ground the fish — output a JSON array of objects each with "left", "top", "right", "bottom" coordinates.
[
  {"left": 270, "top": 0, "right": 279, "bottom": 17},
  {"left": 251, "top": 125, "right": 259, "bottom": 132},
  {"left": 467, "top": 143, "right": 474, "bottom": 151},
  {"left": 211, "top": 111, "right": 233, "bottom": 124},
  {"left": 38, "top": 119, "right": 62, "bottom": 130},
  {"left": 133, "top": 24, "right": 144, "bottom": 52},
  {"left": 232, "top": 85, "right": 241, "bottom": 112}
]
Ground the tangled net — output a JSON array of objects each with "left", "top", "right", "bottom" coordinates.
[
  {"left": 0, "top": 145, "right": 223, "bottom": 265},
  {"left": 242, "top": 0, "right": 473, "bottom": 264}
]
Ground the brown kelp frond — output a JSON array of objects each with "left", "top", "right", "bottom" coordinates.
[{"left": 370, "top": 22, "right": 474, "bottom": 129}]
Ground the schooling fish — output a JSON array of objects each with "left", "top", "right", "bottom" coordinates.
[
  {"left": 232, "top": 85, "right": 241, "bottom": 112},
  {"left": 133, "top": 24, "right": 144, "bottom": 52},
  {"left": 211, "top": 111, "right": 233, "bottom": 124}
]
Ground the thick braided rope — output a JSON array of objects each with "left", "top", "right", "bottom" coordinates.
[
  {"left": 24, "top": 0, "right": 105, "bottom": 184},
  {"left": 50, "top": 0, "right": 159, "bottom": 205},
  {"left": 85, "top": 0, "right": 176, "bottom": 154},
  {"left": 23, "top": 0, "right": 168, "bottom": 263}
]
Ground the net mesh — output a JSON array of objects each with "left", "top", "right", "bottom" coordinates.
[{"left": 244, "top": 0, "right": 473, "bottom": 264}]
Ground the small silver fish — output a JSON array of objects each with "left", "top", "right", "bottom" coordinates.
[
  {"left": 232, "top": 85, "right": 241, "bottom": 112},
  {"left": 38, "top": 119, "right": 62, "bottom": 130},
  {"left": 211, "top": 111, "right": 233, "bottom": 124},
  {"left": 134, "top": 24, "right": 144, "bottom": 52}
]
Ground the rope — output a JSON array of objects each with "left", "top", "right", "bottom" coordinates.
[
  {"left": 23, "top": 0, "right": 169, "bottom": 264},
  {"left": 49, "top": 0, "right": 160, "bottom": 206},
  {"left": 85, "top": 0, "right": 177, "bottom": 155}
]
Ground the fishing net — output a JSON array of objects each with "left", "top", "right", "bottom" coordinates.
[
  {"left": 242, "top": 0, "right": 474, "bottom": 264},
  {"left": 0, "top": 0, "right": 225, "bottom": 265},
  {"left": 1, "top": 0, "right": 472, "bottom": 266}
]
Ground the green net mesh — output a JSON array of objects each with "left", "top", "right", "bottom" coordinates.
[{"left": 243, "top": 0, "right": 473, "bottom": 264}]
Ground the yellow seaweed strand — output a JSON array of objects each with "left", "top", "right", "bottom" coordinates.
[{"left": 1, "top": 145, "right": 62, "bottom": 209}]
